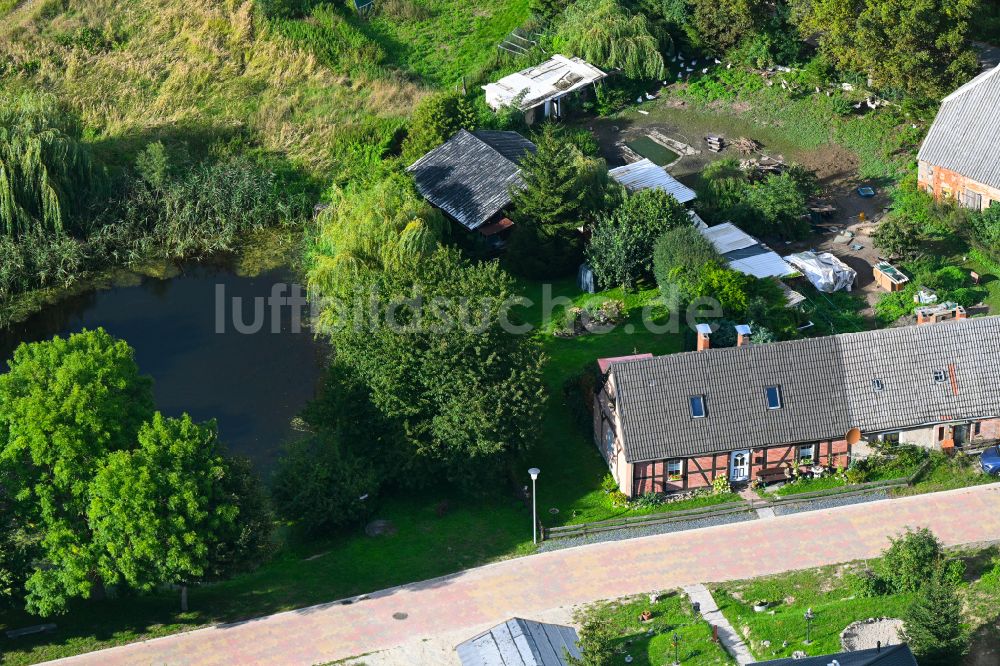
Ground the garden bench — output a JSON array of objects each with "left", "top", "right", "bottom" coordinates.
[
  {"left": 6, "top": 623, "right": 56, "bottom": 639},
  {"left": 756, "top": 467, "right": 789, "bottom": 484}
]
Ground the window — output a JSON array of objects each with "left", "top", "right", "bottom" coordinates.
[
  {"left": 604, "top": 428, "right": 615, "bottom": 459},
  {"left": 765, "top": 386, "right": 782, "bottom": 410},
  {"left": 933, "top": 369, "right": 947, "bottom": 384},
  {"left": 798, "top": 444, "right": 815, "bottom": 463},
  {"left": 882, "top": 432, "right": 900, "bottom": 445},
  {"left": 974, "top": 422, "right": 982, "bottom": 436},
  {"left": 690, "top": 395, "right": 706, "bottom": 418},
  {"left": 937, "top": 426, "right": 946, "bottom": 441},
  {"left": 962, "top": 189, "right": 983, "bottom": 211},
  {"left": 667, "top": 460, "right": 683, "bottom": 481},
  {"left": 872, "top": 378, "right": 885, "bottom": 392}
]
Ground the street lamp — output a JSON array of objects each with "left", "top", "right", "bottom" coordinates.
[
  {"left": 804, "top": 607, "right": 814, "bottom": 645},
  {"left": 528, "top": 468, "right": 540, "bottom": 544},
  {"left": 672, "top": 631, "right": 680, "bottom": 665}
]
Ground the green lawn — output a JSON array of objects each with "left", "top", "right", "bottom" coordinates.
[
  {"left": 366, "top": 0, "right": 532, "bottom": 85},
  {"left": 770, "top": 474, "right": 848, "bottom": 497},
  {"left": 713, "top": 566, "right": 917, "bottom": 661},
  {"left": 575, "top": 593, "right": 735, "bottom": 665},
  {"left": 513, "top": 279, "right": 684, "bottom": 526},
  {"left": 712, "top": 546, "right": 1000, "bottom": 663}
]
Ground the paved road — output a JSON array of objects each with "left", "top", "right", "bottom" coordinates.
[{"left": 49, "top": 484, "right": 1000, "bottom": 666}]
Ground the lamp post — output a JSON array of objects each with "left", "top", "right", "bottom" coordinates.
[
  {"left": 804, "top": 607, "right": 814, "bottom": 645},
  {"left": 672, "top": 631, "right": 680, "bottom": 665},
  {"left": 528, "top": 468, "right": 540, "bottom": 544}
]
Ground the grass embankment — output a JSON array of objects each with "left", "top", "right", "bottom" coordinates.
[
  {"left": 576, "top": 594, "right": 735, "bottom": 665},
  {"left": 712, "top": 546, "right": 1000, "bottom": 663}
]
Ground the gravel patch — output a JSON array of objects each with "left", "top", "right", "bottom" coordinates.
[
  {"left": 538, "top": 510, "right": 757, "bottom": 553},
  {"left": 771, "top": 490, "right": 889, "bottom": 516},
  {"left": 841, "top": 618, "right": 905, "bottom": 651}
]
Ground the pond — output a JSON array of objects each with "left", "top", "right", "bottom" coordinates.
[{"left": 0, "top": 263, "right": 328, "bottom": 472}]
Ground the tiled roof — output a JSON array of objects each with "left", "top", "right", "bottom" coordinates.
[
  {"left": 407, "top": 130, "right": 536, "bottom": 231},
  {"left": 611, "top": 317, "right": 1000, "bottom": 463},
  {"left": 750, "top": 643, "right": 917, "bottom": 666},
  {"left": 917, "top": 65, "right": 1000, "bottom": 190}
]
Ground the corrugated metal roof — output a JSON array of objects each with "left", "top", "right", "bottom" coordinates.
[
  {"left": 456, "top": 618, "right": 582, "bottom": 666},
  {"left": 917, "top": 64, "right": 1000, "bottom": 190},
  {"left": 610, "top": 316, "right": 1000, "bottom": 462},
  {"left": 406, "top": 130, "right": 536, "bottom": 231},
  {"left": 484, "top": 55, "right": 606, "bottom": 111},
  {"left": 699, "top": 223, "right": 797, "bottom": 278},
  {"left": 608, "top": 159, "right": 697, "bottom": 204},
  {"left": 751, "top": 644, "right": 917, "bottom": 666}
]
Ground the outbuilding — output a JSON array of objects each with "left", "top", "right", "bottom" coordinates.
[{"left": 483, "top": 55, "right": 606, "bottom": 125}]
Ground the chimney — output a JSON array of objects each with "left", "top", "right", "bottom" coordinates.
[
  {"left": 735, "top": 324, "right": 752, "bottom": 347},
  {"left": 955, "top": 306, "right": 967, "bottom": 320},
  {"left": 696, "top": 323, "right": 712, "bottom": 351}
]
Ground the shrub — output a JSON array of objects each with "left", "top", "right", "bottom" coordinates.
[
  {"left": 653, "top": 226, "right": 721, "bottom": 303},
  {"left": 713, "top": 474, "right": 731, "bottom": 495},
  {"left": 587, "top": 188, "right": 689, "bottom": 290},
  {"left": 877, "top": 527, "right": 947, "bottom": 594},
  {"left": 633, "top": 492, "right": 666, "bottom": 508},
  {"left": 401, "top": 92, "right": 478, "bottom": 165}
]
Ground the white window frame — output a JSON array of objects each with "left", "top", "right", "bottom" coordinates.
[
  {"left": 798, "top": 444, "right": 815, "bottom": 463},
  {"left": 666, "top": 459, "right": 683, "bottom": 481}
]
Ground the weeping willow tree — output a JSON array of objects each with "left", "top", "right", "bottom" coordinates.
[
  {"left": 308, "top": 172, "right": 447, "bottom": 315},
  {"left": 0, "top": 93, "right": 94, "bottom": 237},
  {"left": 554, "top": 0, "right": 666, "bottom": 80}
]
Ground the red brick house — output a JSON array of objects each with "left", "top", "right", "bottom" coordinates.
[
  {"left": 594, "top": 316, "right": 1000, "bottom": 498},
  {"left": 917, "top": 64, "right": 1000, "bottom": 210}
]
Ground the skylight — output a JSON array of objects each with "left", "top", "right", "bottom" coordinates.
[
  {"left": 689, "top": 395, "right": 706, "bottom": 418},
  {"left": 872, "top": 379, "right": 884, "bottom": 392},
  {"left": 933, "top": 369, "right": 947, "bottom": 384},
  {"left": 765, "top": 386, "right": 782, "bottom": 410}
]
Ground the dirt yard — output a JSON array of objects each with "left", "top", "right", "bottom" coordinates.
[{"left": 585, "top": 98, "right": 895, "bottom": 317}]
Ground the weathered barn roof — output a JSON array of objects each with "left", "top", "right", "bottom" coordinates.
[
  {"left": 700, "top": 223, "right": 797, "bottom": 279},
  {"left": 456, "top": 618, "right": 581, "bottom": 666},
  {"left": 484, "top": 55, "right": 606, "bottom": 111},
  {"left": 609, "top": 316, "right": 1000, "bottom": 463},
  {"left": 608, "top": 158, "right": 697, "bottom": 204},
  {"left": 917, "top": 64, "right": 1000, "bottom": 190},
  {"left": 750, "top": 644, "right": 917, "bottom": 666},
  {"left": 407, "top": 130, "right": 536, "bottom": 231}
]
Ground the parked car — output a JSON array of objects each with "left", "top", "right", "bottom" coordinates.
[{"left": 980, "top": 446, "right": 1000, "bottom": 476}]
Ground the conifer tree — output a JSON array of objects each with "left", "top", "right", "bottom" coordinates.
[{"left": 901, "top": 564, "right": 969, "bottom": 665}]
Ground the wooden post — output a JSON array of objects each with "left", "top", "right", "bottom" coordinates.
[{"left": 181, "top": 584, "right": 188, "bottom": 612}]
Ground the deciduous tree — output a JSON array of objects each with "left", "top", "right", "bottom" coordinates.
[
  {"left": 0, "top": 328, "right": 153, "bottom": 615},
  {"left": 586, "top": 188, "right": 690, "bottom": 290},
  {"left": 88, "top": 413, "right": 269, "bottom": 612},
  {"left": 554, "top": 0, "right": 665, "bottom": 79}
]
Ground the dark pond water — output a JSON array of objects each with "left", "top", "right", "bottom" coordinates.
[{"left": 0, "top": 263, "right": 328, "bottom": 471}]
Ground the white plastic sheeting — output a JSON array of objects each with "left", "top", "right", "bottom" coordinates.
[{"left": 785, "top": 251, "right": 857, "bottom": 292}]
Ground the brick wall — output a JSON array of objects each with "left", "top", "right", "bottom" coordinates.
[{"left": 918, "top": 161, "right": 1000, "bottom": 210}]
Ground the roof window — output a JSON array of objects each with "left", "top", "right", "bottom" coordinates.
[
  {"left": 689, "top": 395, "right": 706, "bottom": 419},
  {"left": 933, "top": 369, "right": 947, "bottom": 384},
  {"left": 872, "top": 379, "right": 884, "bottom": 392},
  {"left": 765, "top": 386, "right": 782, "bottom": 410}
]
